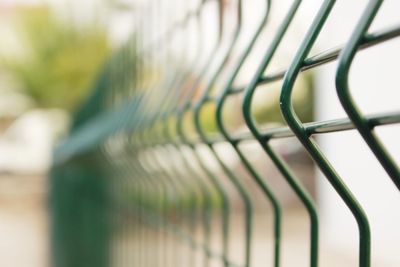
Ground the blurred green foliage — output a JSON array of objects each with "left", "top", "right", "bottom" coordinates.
[
  {"left": 195, "top": 73, "right": 314, "bottom": 135},
  {"left": 1, "top": 6, "right": 110, "bottom": 112},
  {"left": 252, "top": 73, "right": 314, "bottom": 126}
]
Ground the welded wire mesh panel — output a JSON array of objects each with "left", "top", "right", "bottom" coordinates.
[{"left": 51, "top": 0, "right": 400, "bottom": 267}]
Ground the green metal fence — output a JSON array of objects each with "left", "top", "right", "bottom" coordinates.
[{"left": 51, "top": 0, "right": 400, "bottom": 266}]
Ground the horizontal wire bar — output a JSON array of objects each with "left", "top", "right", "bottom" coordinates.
[
  {"left": 229, "top": 24, "right": 400, "bottom": 95},
  {"left": 170, "top": 111, "right": 400, "bottom": 146}
]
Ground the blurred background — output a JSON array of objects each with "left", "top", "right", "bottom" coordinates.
[
  {"left": 0, "top": 0, "right": 399, "bottom": 266},
  {"left": 0, "top": 0, "right": 127, "bottom": 266}
]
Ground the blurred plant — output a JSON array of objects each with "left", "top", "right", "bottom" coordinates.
[
  {"left": 194, "top": 73, "right": 314, "bottom": 136},
  {"left": 252, "top": 73, "right": 315, "bottom": 126},
  {"left": 0, "top": 6, "right": 110, "bottom": 113}
]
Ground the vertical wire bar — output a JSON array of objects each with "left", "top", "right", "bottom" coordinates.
[
  {"left": 335, "top": 0, "right": 400, "bottom": 189},
  {"left": 131, "top": 1, "right": 198, "bottom": 266},
  {"left": 240, "top": 2, "right": 319, "bottom": 267},
  {"left": 279, "top": 1, "right": 372, "bottom": 266},
  {"left": 212, "top": 1, "right": 279, "bottom": 266},
  {"left": 128, "top": 1, "right": 169, "bottom": 265},
  {"left": 192, "top": 1, "right": 256, "bottom": 266},
  {"left": 156, "top": 2, "right": 219, "bottom": 265},
  {"left": 145, "top": 1, "right": 204, "bottom": 265},
  {"left": 175, "top": 1, "right": 233, "bottom": 265},
  {"left": 159, "top": 7, "right": 204, "bottom": 251}
]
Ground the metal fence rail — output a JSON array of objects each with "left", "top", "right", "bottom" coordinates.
[{"left": 51, "top": 0, "right": 400, "bottom": 267}]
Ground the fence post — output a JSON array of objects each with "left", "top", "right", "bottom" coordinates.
[{"left": 50, "top": 152, "right": 111, "bottom": 267}]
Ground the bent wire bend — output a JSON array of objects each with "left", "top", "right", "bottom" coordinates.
[
  {"left": 157, "top": 1, "right": 220, "bottom": 265},
  {"left": 335, "top": 0, "right": 400, "bottom": 190},
  {"left": 240, "top": 1, "right": 321, "bottom": 267},
  {"left": 175, "top": 0, "right": 233, "bottom": 265},
  {"left": 279, "top": 0, "right": 371, "bottom": 266},
  {"left": 192, "top": 0, "right": 255, "bottom": 266},
  {"left": 131, "top": 1, "right": 200, "bottom": 264},
  {"left": 214, "top": 1, "right": 282, "bottom": 266},
  {"left": 147, "top": 2, "right": 210, "bottom": 264}
]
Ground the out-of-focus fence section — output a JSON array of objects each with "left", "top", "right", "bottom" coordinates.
[{"left": 51, "top": 0, "right": 400, "bottom": 266}]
